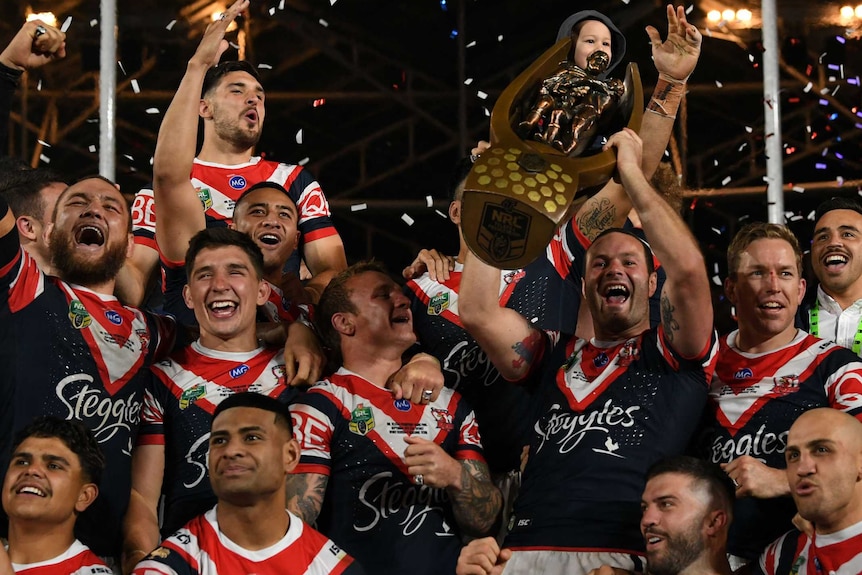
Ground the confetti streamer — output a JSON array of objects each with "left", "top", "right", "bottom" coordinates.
[{"left": 435, "top": 210, "right": 448, "bottom": 218}]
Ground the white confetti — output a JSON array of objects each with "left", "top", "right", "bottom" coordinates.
[
  {"left": 820, "top": 87, "right": 830, "bottom": 95},
  {"left": 792, "top": 186, "right": 805, "bottom": 193},
  {"left": 711, "top": 227, "right": 721, "bottom": 235},
  {"left": 744, "top": 126, "right": 752, "bottom": 133},
  {"left": 229, "top": 42, "right": 239, "bottom": 50},
  {"left": 330, "top": 0, "right": 337, "bottom": 5},
  {"left": 477, "top": 90, "right": 488, "bottom": 99},
  {"left": 39, "top": 153, "right": 50, "bottom": 163},
  {"left": 483, "top": 107, "right": 490, "bottom": 117},
  {"left": 37, "top": 139, "right": 51, "bottom": 147},
  {"left": 149, "top": 157, "right": 154, "bottom": 165},
  {"left": 464, "top": 78, "right": 473, "bottom": 85},
  {"left": 401, "top": 214, "right": 415, "bottom": 226},
  {"left": 832, "top": 85, "right": 841, "bottom": 96},
  {"left": 166, "top": 19, "right": 176, "bottom": 31},
  {"left": 295, "top": 129, "right": 303, "bottom": 144},
  {"left": 466, "top": 40, "right": 477, "bottom": 48},
  {"left": 803, "top": 82, "right": 813, "bottom": 93},
  {"left": 435, "top": 209, "right": 448, "bottom": 218},
  {"left": 748, "top": 54, "right": 754, "bottom": 62},
  {"left": 258, "top": 63, "right": 272, "bottom": 69},
  {"left": 838, "top": 176, "right": 845, "bottom": 186},
  {"left": 721, "top": 176, "right": 731, "bottom": 186},
  {"left": 298, "top": 157, "right": 310, "bottom": 166},
  {"left": 714, "top": 263, "right": 719, "bottom": 274},
  {"left": 807, "top": 210, "right": 816, "bottom": 220},
  {"left": 89, "top": 19, "right": 98, "bottom": 27},
  {"left": 713, "top": 159, "right": 719, "bottom": 167},
  {"left": 145, "top": 107, "right": 160, "bottom": 114},
  {"left": 498, "top": 35, "right": 504, "bottom": 42},
  {"left": 685, "top": 4, "right": 694, "bottom": 14},
  {"left": 123, "top": 154, "right": 134, "bottom": 161},
  {"left": 131, "top": 79, "right": 140, "bottom": 93},
  {"left": 118, "top": 61, "right": 126, "bottom": 76},
  {"left": 712, "top": 275, "right": 722, "bottom": 286},
  {"left": 351, "top": 203, "right": 367, "bottom": 212},
  {"left": 88, "top": 145, "right": 96, "bottom": 153},
  {"left": 738, "top": 142, "right": 747, "bottom": 151},
  {"left": 36, "top": 79, "right": 41, "bottom": 91},
  {"left": 530, "top": 317, "right": 539, "bottom": 323},
  {"left": 790, "top": 214, "right": 803, "bottom": 222},
  {"left": 279, "top": 0, "right": 285, "bottom": 9},
  {"left": 426, "top": 195, "right": 433, "bottom": 208},
  {"left": 819, "top": 52, "right": 827, "bottom": 64},
  {"left": 269, "top": 7, "right": 276, "bottom": 16},
  {"left": 319, "top": 19, "right": 328, "bottom": 27},
  {"left": 60, "top": 16, "right": 72, "bottom": 33},
  {"left": 715, "top": 80, "right": 723, "bottom": 88}
]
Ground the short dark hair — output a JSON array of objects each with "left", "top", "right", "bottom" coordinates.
[
  {"left": 212, "top": 392, "right": 293, "bottom": 435},
  {"left": 202, "top": 61, "right": 262, "bottom": 98},
  {"left": 185, "top": 227, "right": 265, "bottom": 280},
  {"left": 726, "top": 222, "right": 802, "bottom": 278},
  {"left": 590, "top": 228, "right": 656, "bottom": 274},
  {"left": 814, "top": 196, "right": 862, "bottom": 225},
  {"left": 234, "top": 181, "right": 296, "bottom": 214},
  {"left": 449, "top": 157, "right": 474, "bottom": 202},
  {"left": 11, "top": 417, "right": 105, "bottom": 485},
  {"left": 646, "top": 456, "right": 735, "bottom": 516},
  {"left": 0, "top": 167, "right": 65, "bottom": 220},
  {"left": 316, "top": 260, "right": 390, "bottom": 363}
]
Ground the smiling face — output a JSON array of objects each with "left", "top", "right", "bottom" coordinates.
[
  {"left": 572, "top": 19, "right": 613, "bottom": 70},
  {"left": 811, "top": 209, "right": 862, "bottom": 304},
  {"left": 338, "top": 271, "right": 416, "bottom": 356},
  {"left": 785, "top": 409, "right": 862, "bottom": 534},
  {"left": 640, "top": 472, "right": 709, "bottom": 575},
  {"left": 208, "top": 406, "right": 299, "bottom": 505},
  {"left": 725, "top": 237, "right": 805, "bottom": 350},
  {"left": 2, "top": 436, "right": 97, "bottom": 528},
  {"left": 232, "top": 187, "right": 300, "bottom": 277},
  {"left": 47, "top": 178, "right": 131, "bottom": 289},
  {"left": 584, "top": 231, "right": 656, "bottom": 340},
  {"left": 183, "top": 244, "right": 270, "bottom": 350},
  {"left": 202, "top": 70, "right": 265, "bottom": 150}
]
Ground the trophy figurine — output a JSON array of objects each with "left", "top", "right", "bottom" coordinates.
[{"left": 461, "top": 23, "right": 642, "bottom": 269}]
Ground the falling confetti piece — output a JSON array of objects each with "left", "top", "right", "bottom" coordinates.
[
  {"left": 815, "top": 162, "right": 827, "bottom": 169},
  {"left": 37, "top": 140, "right": 51, "bottom": 147},
  {"left": 149, "top": 157, "right": 154, "bottom": 165},
  {"left": 90, "top": 19, "right": 98, "bottom": 27},
  {"left": 402, "top": 214, "right": 415, "bottom": 226},
  {"left": 466, "top": 40, "right": 477, "bottom": 48},
  {"left": 330, "top": 0, "right": 337, "bottom": 5},
  {"left": 838, "top": 176, "right": 845, "bottom": 186},
  {"left": 685, "top": 4, "right": 693, "bottom": 14},
  {"left": 715, "top": 80, "right": 723, "bottom": 88},
  {"left": 166, "top": 19, "right": 176, "bottom": 30},
  {"left": 738, "top": 143, "right": 747, "bottom": 151},
  {"left": 426, "top": 196, "right": 433, "bottom": 207},
  {"left": 832, "top": 85, "right": 841, "bottom": 96},
  {"left": 744, "top": 126, "right": 752, "bottom": 133},
  {"left": 88, "top": 145, "right": 96, "bottom": 152},
  {"left": 464, "top": 78, "right": 473, "bottom": 85},
  {"left": 790, "top": 214, "right": 803, "bottom": 222},
  {"left": 258, "top": 64, "right": 272, "bottom": 69},
  {"left": 229, "top": 42, "right": 239, "bottom": 49},
  {"left": 807, "top": 210, "right": 816, "bottom": 220},
  {"left": 36, "top": 79, "right": 41, "bottom": 91},
  {"left": 792, "top": 186, "right": 805, "bottom": 193},
  {"left": 498, "top": 35, "right": 504, "bottom": 42},
  {"left": 483, "top": 107, "right": 490, "bottom": 117},
  {"left": 803, "top": 82, "right": 813, "bottom": 93},
  {"left": 279, "top": 0, "right": 285, "bottom": 9},
  {"left": 295, "top": 129, "right": 303, "bottom": 144},
  {"left": 123, "top": 154, "right": 134, "bottom": 161},
  {"left": 131, "top": 79, "right": 140, "bottom": 93},
  {"left": 60, "top": 16, "right": 72, "bottom": 33},
  {"left": 298, "top": 157, "right": 310, "bottom": 166},
  {"left": 351, "top": 203, "right": 367, "bottom": 212},
  {"left": 711, "top": 275, "right": 722, "bottom": 286},
  {"left": 435, "top": 210, "right": 447, "bottom": 218},
  {"left": 319, "top": 18, "right": 328, "bottom": 26},
  {"left": 713, "top": 159, "right": 719, "bottom": 167},
  {"left": 118, "top": 61, "right": 126, "bottom": 75},
  {"left": 269, "top": 7, "right": 276, "bottom": 15},
  {"left": 39, "top": 154, "right": 50, "bottom": 163},
  {"left": 721, "top": 176, "right": 731, "bottom": 185},
  {"left": 530, "top": 317, "right": 539, "bottom": 323},
  {"left": 711, "top": 227, "right": 721, "bottom": 235},
  {"left": 145, "top": 108, "right": 160, "bottom": 114},
  {"left": 477, "top": 90, "right": 488, "bottom": 99},
  {"left": 713, "top": 263, "right": 719, "bottom": 274}
]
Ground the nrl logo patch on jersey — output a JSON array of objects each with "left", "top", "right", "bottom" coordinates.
[
  {"left": 68, "top": 300, "right": 92, "bottom": 329},
  {"left": 427, "top": 291, "right": 450, "bottom": 315},
  {"left": 196, "top": 187, "right": 214, "bottom": 210},
  {"left": 349, "top": 403, "right": 375, "bottom": 435},
  {"left": 179, "top": 384, "right": 206, "bottom": 410}
]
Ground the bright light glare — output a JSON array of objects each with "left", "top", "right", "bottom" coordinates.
[
  {"left": 26, "top": 11, "right": 57, "bottom": 28},
  {"left": 722, "top": 9, "right": 736, "bottom": 21},
  {"left": 736, "top": 9, "right": 752, "bottom": 22},
  {"left": 856, "top": 4, "right": 862, "bottom": 18},
  {"left": 841, "top": 5, "right": 855, "bottom": 18},
  {"left": 707, "top": 10, "right": 722, "bottom": 22}
]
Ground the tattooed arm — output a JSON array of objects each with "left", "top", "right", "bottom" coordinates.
[
  {"left": 285, "top": 472, "right": 329, "bottom": 524},
  {"left": 460, "top": 249, "right": 547, "bottom": 382},
  {"left": 404, "top": 436, "right": 502, "bottom": 537}
]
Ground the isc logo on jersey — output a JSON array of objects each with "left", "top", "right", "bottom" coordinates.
[
  {"left": 230, "top": 364, "right": 250, "bottom": 378},
  {"left": 228, "top": 175, "right": 247, "bottom": 190},
  {"left": 104, "top": 310, "right": 123, "bottom": 325}
]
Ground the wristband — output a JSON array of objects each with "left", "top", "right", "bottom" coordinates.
[
  {"left": 647, "top": 76, "right": 686, "bottom": 119},
  {"left": 0, "top": 62, "right": 23, "bottom": 87}
]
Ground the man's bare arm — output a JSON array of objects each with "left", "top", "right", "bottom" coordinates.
[
  {"left": 301, "top": 234, "right": 347, "bottom": 305},
  {"left": 122, "top": 444, "right": 165, "bottom": 575},
  {"left": 285, "top": 472, "right": 328, "bottom": 524},
  {"left": 448, "top": 459, "right": 503, "bottom": 537}
]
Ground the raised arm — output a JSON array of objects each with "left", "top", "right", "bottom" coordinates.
[
  {"left": 459, "top": 249, "right": 545, "bottom": 382},
  {"left": 122, "top": 443, "right": 165, "bottom": 575},
  {"left": 606, "top": 128, "right": 711, "bottom": 357}
]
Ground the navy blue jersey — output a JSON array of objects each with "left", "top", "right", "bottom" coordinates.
[
  {"left": 700, "top": 330, "right": 862, "bottom": 560},
  {"left": 290, "top": 369, "right": 485, "bottom": 575},
  {"left": 505, "top": 327, "right": 717, "bottom": 554},
  {"left": 139, "top": 342, "right": 298, "bottom": 536},
  {"left": 0, "top": 231, "right": 174, "bottom": 556}
]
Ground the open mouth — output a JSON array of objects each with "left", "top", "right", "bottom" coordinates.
[
  {"left": 244, "top": 109, "right": 258, "bottom": 123},
  {"left": 16, "top": 485, "right": 47, "bottom": 497},
  {"left": 208, "top": 300, "right": 238, "bottom": 317},
  {"left": 74, "top": 225, "right": 105, "bottom": 247},
  {"left": 759, "top": 301, "right": 784, "bottom": 311},
  {"left": 258, "top": 233, "right": 280, "bottom": 246},
  {"left": 823, "top": 252, "right": 848, "bottom": 270},
  {"left": 603, "top": 284, "right": 630, "bottom": 304},
  {"left": 392, "top": 313, "right": 411, "bottom": 325}
]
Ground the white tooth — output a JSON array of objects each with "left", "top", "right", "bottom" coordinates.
[{"left": 19, "top": 486, "right": 44, "bottom": 496}]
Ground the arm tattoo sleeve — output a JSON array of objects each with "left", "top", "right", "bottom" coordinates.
[
  {"left": 448, "top": 459, "right": 502, "bottom": 537},
  {"left": 511, "top": 330, "right": 543, "bottom": 371},
  {"left": 285, "top": 473, "right": 328, "bottom": 524},
  {"left": 576, "top": 197, "right": 616, "bottom": 241},
  {"left": 660, "top": 294, "right": 680, "bottom": 343}
]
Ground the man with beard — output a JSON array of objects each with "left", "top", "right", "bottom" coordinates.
[
  {"left": 797, "top": 197, "right": 862, "bottom": 357},
  {"left": 456, "top": 128, "right": 715, "bottom": 575},
  {"left": 756, "top": 408, "right": 862, "bottom": 575},
  {"left": 0, "top": 176, "right": 175, "bottom": 560},
  {"left": 457, "top": 456, "right": 734, "bottom": 575},
  {"left": 702, "top": 223, "right": 862, "bottom": 567},
  {"left": 118, "top": 0, "right": 345, "bottom": 308}
]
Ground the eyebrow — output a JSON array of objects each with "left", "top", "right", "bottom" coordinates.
[
  {"left": 246, "top": 201, "right": 295, "bottom": 213},
  {"left": 226, "top": 81, "right": 265, "bottom": 94},
  {"left": 12, "top": 451, "right": 71, "bottom": 467},
  {"left": 814, "top": 224, "right": 861, "bottom": 235}
]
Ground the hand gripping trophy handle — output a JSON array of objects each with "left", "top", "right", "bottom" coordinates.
[{"left": 461, "top": 38, "right": 643, "bottom": 269}]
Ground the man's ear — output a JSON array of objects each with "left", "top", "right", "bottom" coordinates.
[
  {"left": 75, "top": 483, "right": 99, "bottom": 513},
  {"left": 331, "top": 312, "right": 355, "bottom": 337},
  {"left": 724, "top": 276, "right": 737, "bottom": 305},
  {"left": 182, "top": 284, "right": 194, "bottom": 310},
  {"left": 125, "top": 233, "right": 135, "bottom": 260},
  {"left": 42, "top": 221, "right": 54, "bottom": 246},
  {"left": 257, "top": 279, "right": 271, "bottom": 306},
  {"left": 283, "top": 437, "right": 301, "bottom": 474},
  {"left": 648, "top": 271, "right": 658, "bottom": 298},
  {"left": 199, "top": 98, "right": 213, "bottom": 120},
  {"left": 15, "top": 216, "right": 39, "bottom": 242},
  {"left": 704, "top": 509, "right": 728, "bottom": 536},
  {"left": 448, "top": 200, "right": 461, "bottom": 225}
]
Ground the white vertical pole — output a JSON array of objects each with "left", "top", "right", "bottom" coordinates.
[
  {"left": 762, "top": 0, "right": 783, "bottom": 223},
  {"left": 99, "top": 0, "right": 117, "bottom": 180}
]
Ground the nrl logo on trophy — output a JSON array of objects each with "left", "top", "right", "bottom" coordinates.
[{"left": 462, "top": 24, "right": 643, "bottom": 268}]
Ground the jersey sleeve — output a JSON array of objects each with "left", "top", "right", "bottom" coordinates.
[
  {"left": 755, "top": 530, "right": 798, "bottom": 575},
  {"left": 131, "top": 186, "right": 157, "bottom": 249},
  {"left": 289, "top": 389, "right": 338, "bottom": 476},
  {"left": 137, "top": 371, "right": 168, "bottom": 447},
  {"left": 143, "top": 311, "right": 177, "bottom": 363},
  {"left": 280, "top": 166, "right": 337, "bottom": 243},
  {"left": 823, "top": 353, "right": 862, "bottom": 416},
  {"left": 454, "top": 410, "right": 486, "bottom": 463},
  {"left": 131, "top": 547, "right": 189, "bottom": 575}
]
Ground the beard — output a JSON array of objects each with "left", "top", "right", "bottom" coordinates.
[
  {"left": 213, "top": 111, "right": 261, "bottom": 150},
  {"left": 646, "top": 526, "right": 705, "bottom": 575},
  {"left": 50, "top": 226, "right": 127, "bottom": 287}
]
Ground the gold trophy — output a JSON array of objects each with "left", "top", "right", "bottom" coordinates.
[{"left": 461, "top": 38, "right": 643, "bottom": 269}]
